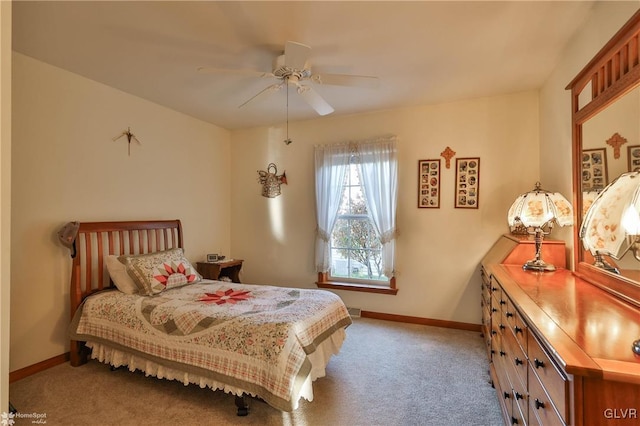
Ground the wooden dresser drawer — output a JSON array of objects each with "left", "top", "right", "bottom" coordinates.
[
  {"left": 492, "top": 292, "right": 504, "bottom": 319},
  {"left": 501, "top": 342, "right": 529, "bottom": 426},
  {"left": 504, "top": 297, "right": 528, "bottom": 352},
  {"left": 528, "top": 363, "right": 565, "bottom": 426},
  {"left": 512, "top": 379, "right": 529, "bottom": 425},
  {"left": 490, "top": 277, "right": 503, "bottom": 302},
  {"left": 503, "top": 324, "right": 528, "bottom": 391},
  {"left": 494, "top": 354, "right": 517, "bottom": 425},
  {"left": 527, "top": 332, "right": 568, "bottom": 424}
]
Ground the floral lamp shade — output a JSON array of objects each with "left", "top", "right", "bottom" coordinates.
[
  {"left": 580, "top": 172, "right": 640, "bottom": 259},
  {"left": 582, "top": 191, "right": 600, "bottom": 219},
  {"left": 507, "top": 183, "right": 573, "bottom": 229}
]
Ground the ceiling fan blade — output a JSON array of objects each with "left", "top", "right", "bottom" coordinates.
[
  {"left": 284, "top": 41, "right": 311, "bottom": 70},
  {"left": 238, "top": 83, "right": 284, "bottom": 109},
  {"left": 311, "top": 73, "right": 380, "bottom": 89},
  {"left": 294, "top": 84, "right": 334, "bottom": 116},
  {"left": 197, "top": 66, "right": 273, "bottom": 78}
]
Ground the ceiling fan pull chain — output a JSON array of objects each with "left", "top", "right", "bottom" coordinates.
[{"left": 284, "top": 77, "right": 292, "bottom": 145}]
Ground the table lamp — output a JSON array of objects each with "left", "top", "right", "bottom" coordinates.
[{"left": 507, "top": 182, "right": 573, "bottom": 272}]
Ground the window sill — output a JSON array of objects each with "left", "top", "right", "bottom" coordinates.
[{"left": 316, "top": 273, "right": 398, "bottom": 295}]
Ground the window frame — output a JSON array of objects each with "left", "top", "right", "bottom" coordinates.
[{"left": 316, "top": 155, "right": 398, "bottom": 295}]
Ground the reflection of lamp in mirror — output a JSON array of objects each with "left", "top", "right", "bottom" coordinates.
[
  {"left": 507, "top": 182, "right": 574, "bottom": 272},
  {"left": 581, "top": 172, "right": 640, "bottom": 274},
  {"left": 581, "top": 172, "right": 640, "bottom": 356}
]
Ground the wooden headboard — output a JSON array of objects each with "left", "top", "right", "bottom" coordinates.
[{"left": 69, "top": 219, "right": 183, "bottom": 365}]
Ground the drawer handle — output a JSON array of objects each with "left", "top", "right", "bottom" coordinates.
[
  {"left": 491, "top": 349, "right": 495, "bottom": 355},
  {"left": 534, "top": 399, "right": 545, "bottom": 410},
  {"left": 503, "top": 391, "right": 511, "bottom": 400},
  {"left": 511, "top": 417, "right": 519, "bottom": 425},
  {"left": 500, "top": 300, "right": 506, "bottom": 305},
  {"left": 514, "top": 391, "right": 524, "bottom": 400},
  {"left": 514, "top": 325, "right": 523, "bottom": 334},
  {"left": 534, "top": 358, "right": 545, "bottom": 369},
  {"left": 492, "top": 308, "right": 498, "bottom": 313},
  {"left": 491, "top": 330, "right": 497, "bottom": 336},
  {"left": 492, "top": 287, "right": 498, "bottom": 292},
  {"left": 514, "top": 357, "right": 524, "bottom": 366},
  {"left": 506, "top": 312, "right": 514, "bottom": 318},
  {"left": 499, "top": 324, "right": 506, "bottom": 330},
  {"left": 500, "top": 350, "right": 506, "bottom": 357}
]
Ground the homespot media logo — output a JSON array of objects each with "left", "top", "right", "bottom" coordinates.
[{"left": 1, "top": 411, "right": 47, "bottom": 425}]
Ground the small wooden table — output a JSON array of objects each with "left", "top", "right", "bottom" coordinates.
[{"left": 196, "top": 259, "right": 244, "bottom": 283}]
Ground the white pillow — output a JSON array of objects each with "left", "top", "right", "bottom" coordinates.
[{"left": 105, "top": 255, "right": 139, "bottom": 294}]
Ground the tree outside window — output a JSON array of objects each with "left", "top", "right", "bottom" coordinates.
[{"left": 329, "top": 161, "right": 386, "bottom": 283}]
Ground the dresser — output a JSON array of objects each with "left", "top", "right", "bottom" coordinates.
[{"left": 481, "top": 234, "right": 640, "bottom": 425}]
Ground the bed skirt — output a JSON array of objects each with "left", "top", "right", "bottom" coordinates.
[{"left": 86, "top": 327, "right": 346, "bottom": 410}]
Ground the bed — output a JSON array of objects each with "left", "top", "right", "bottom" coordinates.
[{"left": 67, "top": 220, "right": 352, "bottom": 415}]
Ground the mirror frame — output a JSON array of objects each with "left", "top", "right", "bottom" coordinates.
[{"left": 568, "top": 9, "right": 640, "bottom": 308}]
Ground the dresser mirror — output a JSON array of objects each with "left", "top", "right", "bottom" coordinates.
[{"left": 569, "top": 9, "right": 640, "bottom": 307}]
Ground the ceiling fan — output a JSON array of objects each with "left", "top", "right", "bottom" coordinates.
[{"left": 197, "top": 41, "right": 379, "bottom": 116}]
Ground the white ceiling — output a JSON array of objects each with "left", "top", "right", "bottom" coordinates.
[{"left": 12, "top": 1, "right": 597, "bottom": 130}]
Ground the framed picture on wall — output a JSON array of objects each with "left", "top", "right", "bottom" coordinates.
[
  {"left": 418, "top": 159, "right": 440, "bottom": 208},
  {"left": 454, "top": 157, "right": 480, "bottom": 209},
  {"left": 628, "top": 145, "right": 640, "bottom": 172},
  {"left": 582, "top": 148, "right": 608, "bottom": 191}
]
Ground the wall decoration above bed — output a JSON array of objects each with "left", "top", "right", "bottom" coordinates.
[
  {"left": 454, "top": 157, "right": 480, "bottom": 209},
  {"left": 112, "top": 127, "right": 142, "bottom": 156}
]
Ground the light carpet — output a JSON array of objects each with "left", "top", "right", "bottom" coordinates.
[{"left": 9, "top": 317, "right": 503, "bottom": 426}]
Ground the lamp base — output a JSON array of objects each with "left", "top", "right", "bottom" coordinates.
[
  {"left": 633, "top": 339, "right": 640, "bottom": 356},
  {"left": 523, "top": 259, "right": 556, "bottom": 272},
  {"left": 593, "top": 254, "right": 620, "bottom": 275}
]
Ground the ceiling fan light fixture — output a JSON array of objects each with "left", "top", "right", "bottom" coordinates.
[{"left": 202, "top": 40, "right": 377, "bottom": 117}]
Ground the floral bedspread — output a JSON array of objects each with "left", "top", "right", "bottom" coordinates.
[{"left": 69, "top": 281, "right": 352, "bottom": 411}]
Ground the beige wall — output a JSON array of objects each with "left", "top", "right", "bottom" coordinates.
[
  {"left": 1, "top": 0, "right": 11, "bottom": 411},
  {"left": 230, "top": 91, "right": 540, "bottom": 324},
  {"left": 10, "top": 53, "right": 231, "bottom": 371},
  {"left": 539, "top": 2, "right": 640, "bottom": 262},
  {"left": 9, "top": 1, "right": 638, "bottom": 378}
]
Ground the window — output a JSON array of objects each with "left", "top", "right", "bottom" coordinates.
[
  {"left": 330, "top": 160, "right": 386, "bottom": 283},
  {"left": 314, "top": 137, "right": 398, "bottom": 294}
]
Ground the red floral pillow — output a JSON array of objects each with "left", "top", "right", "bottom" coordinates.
[{"left": 120, "top": 248, "right": 201, "bottom": 295}]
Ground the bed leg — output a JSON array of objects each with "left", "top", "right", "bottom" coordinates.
[
  {"left": 69, "top": 340, "right": 89, "bottom": 367},
  {"left": 235, "top": 394, "right": 250, "bottom": 416}
]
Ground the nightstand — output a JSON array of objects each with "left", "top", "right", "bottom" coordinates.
[{"left": 196, "top": 259, "right": 243, "bottom": 283}]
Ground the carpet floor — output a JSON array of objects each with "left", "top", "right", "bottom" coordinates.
[{"left": 9, "top": 317, "right": 503, "bottom": 426}]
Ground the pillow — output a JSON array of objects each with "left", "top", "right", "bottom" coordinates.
[
  {"left": 120, "top": 248, "right": 201, "bottom": 295},
  {"left": 105, "top": 255, "right": 139, "bottom": 294}
]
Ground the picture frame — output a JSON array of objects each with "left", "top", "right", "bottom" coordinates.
[
  {"left": 628, "top": 145, "right": 640, "bottom": 172},
  {"left": 582, "top": 148, "right": 608, "bottom": 191},
  {"left": 206, "top": 254, "right": 219, "bottom": 262},
  {"left": 454, "top": 157, "right": 480, "bottom": 209},
  {"left": 418, "top": 159, "right": 441, "bottom": 208}
]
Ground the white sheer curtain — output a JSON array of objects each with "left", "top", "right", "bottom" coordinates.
[
  {"left": 314, "top": 143, "right": 350, "bottom": 273},
  {"left": 314, "top": 136, "right": 398, "bottom": 278},
  {"left": 358, "top": 137, "right": 398, "bottom": 278}
]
